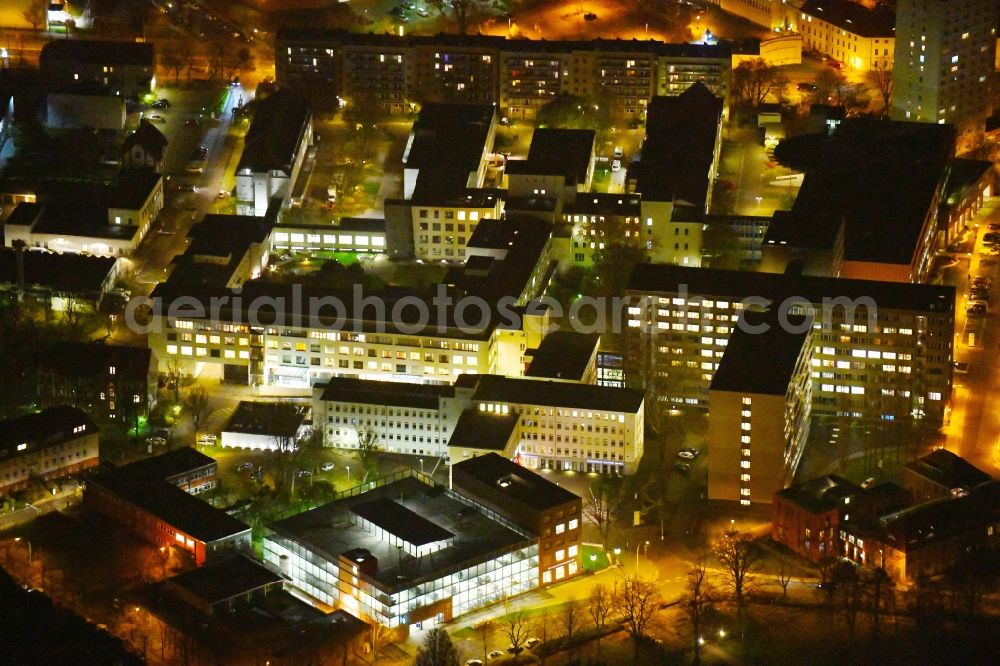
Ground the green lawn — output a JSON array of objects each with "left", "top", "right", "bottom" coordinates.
[{"left": 582, "top": 545, "right": 610, "bottom": 572}]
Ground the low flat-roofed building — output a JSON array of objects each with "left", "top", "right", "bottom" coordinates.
[
  {"left": 902, "top": 449, "right": 993, "bottom": 503},
  {"left": 447, "top": 409, "right": 520, "bottom": 463},
  {"left": 86, "top": 449, "right": 250, "bottom": 565},
  {"left": 35, "top": 342, "right": 156, "bottom": 426},
  {"left": 169, "top": 211, "right": 274, "bottom": 289},
  {"left": 163, "top": 554, "right": 284, "bottom": 617},
  {"left": 3, "top": 172, "right": 163, "bottom": 256},
  {"left": 524, "top": 331, "right": 599, "bottom": 384},
  {"left": 39, "top": 39, "right": 155, "bottom": 97},
  {"left": 271, "top": 218, "right": 387, "bottom": 254},
  {"left": 236, "top": 89, "right": 313, "bottom": 216},
  {"left": 452, "top": 453, "right": 582, "bottom": 584},
  {"left": 403, "top": 102, "right": 496, "bottom": 200},
  {"left": 222, "top": 401, "right": 309, "bottom": 452},
  {"left": 708, "top": 310, "right": 813, "bottom": 506},
  {"left": 120, "top": 446, "right": 218, "bottom": 495},
  {"left": 264, "top": 473, "right": 537, "bottom": 634},
  {"left": 506, "top": 128, "right": 595, "bottom": 206},
  {"left": 759, "top": 209, "right": 845, "bottom": 277},
  {"left": 0, "top": 247, "right": 120, "bottom": 311},
  {"left": 0, "top": 406, "right": 98, "bottom": 494}
]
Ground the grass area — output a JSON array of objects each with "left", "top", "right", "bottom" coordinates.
[
  {"left": 582, "top": 545, "right": 610, "bottom": 572},
  {"left": 313, "top": 250, "right": 360, "bottom": 266},
  {"left": 361, "top": 180, "right": 381, "bottom": 196}
]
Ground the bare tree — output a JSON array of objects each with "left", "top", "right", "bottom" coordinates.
[
  {"left": 164, "top": 358, "right": 185, "bottom": 404},
  {"left": 23, "top": 0, "right": 47, "bottom": 31},
  {"left": 184, "top": 386, "right": 211, "bottom": 432},
  {"left": 368, "top": 621, "right": 395, "bottom": 661},
  {"left": 160, "top": 41, "right": 194, "bottom": 84},
  {"left": 833, "top": 561, "right": 865, "bottom": 639},
  {"left": 868, "top": 566, "right": 893, "bottom": 640},
  {"left": 354, "top": 426, "right": 382, "bottom": 484},
  {"left": 471, "top": 620, "right": 496, "bottom": 666},
  {"left": 865, "top": 61, "right": 893, "bottom": 117},
  {"left": 777, "top": 553, "right": 793, "bottom": 599},
  {"left": 683, "top": 560, "right": 716, "bottom": 664},
  {"left": 712, "top": 530, "right": 760, "bottom": 605},
  {"left": 732, "top": 59, "right": 787, "bottom": 108},
  {"left": 501, "top": 607, "right": 531, "bottom": 663},
  {"left": 588, "top": 582, "right": 613, "bottom": 659},
  {"left": 614, "top": 576, "right": 660, "bottom": 660},
  {"left": 583, "top": 476, "right": 623, "bottom": 548},
  {"left": 560, "top": 599, "right": 583, "bottom": 661}
]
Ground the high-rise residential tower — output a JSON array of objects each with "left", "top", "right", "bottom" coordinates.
[{"left": 891, "top": 0, "right": 998, "bottom": 140}]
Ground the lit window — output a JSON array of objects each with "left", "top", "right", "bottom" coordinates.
[
  {"left": 555, "top": 549, "right": 565, "bottom": 561},
  {"left": 555, "top": 523, "right": 565, "bottom": 535},
  {"left": 568, "top": 519, "right": 579, "bottom": 530}
]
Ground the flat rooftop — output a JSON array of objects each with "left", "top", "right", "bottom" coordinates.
[
  {"left": 564, "top": 193, "right": 641, "bottom": 217},
  {"left": 452, "top": 452, "right": 579, "bottom": 512},
  {"left": 626, "top": 263, "right": 956, "bottom": 314},
  {"left": 525, "top": 331, "right": 599, "bottom": 381},
  {"left": 505, "top": 128, "right": 594, "bottom": 185},
  {"left": 165, "top": 554, "right": 283, "bottom": 606},
  {"left": 352, "top": 497, "right": 455, "bottom": 546},
  {"left": 40, "top": 39, "right": 154, "bottom": 67},
  {"left": 800, "top": 0, "right": 895, "bottom": 38},
  {"left": 118, "top": 447, "right": 216, "bottom": 482},
  {"left": 0, "top": 406, "right": 94, "bottom": 461},
  {"left": 406, "top": 103, "right": 494, "bottom": 175},
  {"left": 225, "top": 402, "right": 308, "bottom": 438},
  {"left": 449, "top": 410, "right": 518, "bottom": 451},
  {"left": 710, "top": 310, "right": 810, "bottom": 395},
  {"left": 905, "top": 449, "right": 992, "bottom": 491},
  {"left": 0, "top": 248, "right": 117, "bottom": 292},
  {"left": 237, "top": 88, "right": 311, "bottom": 174},
  {"left": 269, "top": 475, "right": 531, "bottom": 592},
  {"left": 318, "top": 378, "right": 454, "bottom": 409},
  {"left": 465, "top": 374, "right": 644, "bottom": 413}
]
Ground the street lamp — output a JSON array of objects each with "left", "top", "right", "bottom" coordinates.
[
  {"left": 613, "top": 547, "right": 622, "bottom": 567},
  {"left": 14, "top": 537, "right": 31, "bottom": 565},
  {"left": 346, "top": 465, "right": 351, "bottom": 483},
  {"left": 635, "top": 540, "right": 649, "bottom": 577},
  {"left": 418, "top": 458, "right": 424, "bottom": 475}
]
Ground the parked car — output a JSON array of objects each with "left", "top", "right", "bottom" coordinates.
[
  {"left": 674, "top": 462, "right": 691, "bottom": 474},
  {"left": 972, "top": 276, "right": 992, "bottom": 288},
  {"left": 584, "top": 12, "right": 598, "bottom": 21},
  {"left": 320, "top": 462, "right": 335, "bottom": 471},
  {"left": 197, "top": 433, "right": 218, "bottom": 445},
  {"left": 797, "top": 82, "right": 818, "bottom": 92},
  {"left": 184, "top": 118, "right": 202, "bottom": 127},
  {"left": 677, "top": 450, "right": 695, "bottom": 460},
  {"left": 487, "top": 651, "right": 504, "bottom": 660},
  {"left": 966, "top": 303, "right": 987, "bottom": 317},
  {"left": 613, "top": 146, "right": 624, "bottom": 158},
  {"left": 681, "top": 447, "right": 701, "bottom": 458},
  {"left": 237, "top": 462, "right": 254, "bottom": 471},
  {"left": 145, "top": 113, "right": 165, "bottom": 123},
  {"left": 152, "top": 98, "right": 170, "bottom": 109},
  {"left": 465, "top": 661, "right": 484, "bottom": 666},
  {"left": 297, "top": 469, "right": 312, "bottom": 478},
  {"left": 611, "top": 159, "right": 622, "bottom": 172},
  {"left": 525, "top": 637, "right": 541, "bottom": 649}
]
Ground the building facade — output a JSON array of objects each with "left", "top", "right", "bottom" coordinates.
[
  {"left": 891, "top": 0, "right": 998, "bottom": 138},
  {"left": 786, "top": 0, "right": 895, "bottom": 72},
  {"left": 0, "top": 407, "right": 99, "bottom": 494},
  {"left": 275, "top": 29, "right": 730, "bottom": 120},
  {"left": 625, "top": 264, "right": 955, "bottom": 427}
]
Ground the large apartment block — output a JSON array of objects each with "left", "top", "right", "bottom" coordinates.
[
  {"left": 625, "top": 264, "right": 955, "bottom": 426},
  {"left": 275, "top": 29, "right": 731, "bottom": 119},
  {"left": 891, "top": 0, "right": 998, "bottom": 136}
]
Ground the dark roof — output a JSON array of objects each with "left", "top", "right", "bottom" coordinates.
[
  {"left": 710, "top": 310, "right": 810, "bottom": 395},
  {"left": 763, "top": 209, "right": 843, "bottom": 249},
  {"left": 0, "top": 407, "right": 94, "bottom": 460},
  {"left": 507, "top": 128, "right": 594, "bottom": 184},
  {"left": 351, "top": 497, "right": 454, "bottom": 546},
  {"left": 406, "top": 103, "right": 494, "bottom": 175},
  {"left": 449, "top": 410, "right": 519, "bottom": 451},
  {"left": 91, "top": 469, "right": 249, "bottom": 543},
  {"left": 775, "top": 475, "right": 860, "bottom": 513},
  {"left": 277, "top": 28, "right": 732, "bottom": 59},
  {"left": 458, "top": 215, "right": 554, "bottom": 302},
  {"left": 564, "top": 193, "right": 641, "bottom": 217},
  {"left": 526, "top": 331, "right": 599, "bottom": 381},
  {"left": 338, "top": 217, "right": 387, "bottom": 233},
  {"left": 630, "top": 83, "right": 722, "bottom": 207},
  {"left": 166, "top": 554, "right": 282, "bottom": 605},
  {"left": 0, "top": 248, "right": 116, "bottom": 292},
  {"left": 466, "top": 374, "right": 645, "bottom": 412},
  {"left": 879, "top": 481, "right": 1000, "bottom": 553},
  {"left": 122, "top": 119, "right": 167, "bottom": 161},
  {"left": 36, "top": 342, "right": 151, "bottom": 377},
  {"left": 225, "top": 402, "right": 307, "bottom": 438},
  {"left": 777, "top": 119, "right": 955, "bottom": 267},
  {"left": 318, "top": 378, "right": 453, "bottom": 409},
  {"left": 452, "top": 453, "right": 579, "bottom": 511},
  {"left": 118, "top": 447, "right": 216, "bottom": 482},
  {"left": 904, "top": 449, "right": 992, "bottom": 491},
  {"left": 238, "top": 88, "right": 311, "bottom": 173},
  {"left": 40, "top": 39, "right": 154, "bottom": 67},
  {"left": 187, "top": 213, "right": 273, "bottom": 255},
  {"left": 626, "top": 263, "right": 956, "bottom": 314},
  {"left": 800, "top": 0, "right": 895, "bottom": 39},
  {"left": 941, "top": 159, "right": 995, "bottom": 209}
]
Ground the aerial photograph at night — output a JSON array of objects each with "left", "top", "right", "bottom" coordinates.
[{"left": 1, "top": 0, "right": 1000, "bottom": 664}]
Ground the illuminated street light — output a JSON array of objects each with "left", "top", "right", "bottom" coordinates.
[
  {"left": 719, "top": 629, "right": 727, "bottom": 639},
  {"left": 635, "top": 540, "right": 650, "bottom": 577},
  {"left": 14, "top": 537, "right": 31, "bottom": 564}
]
